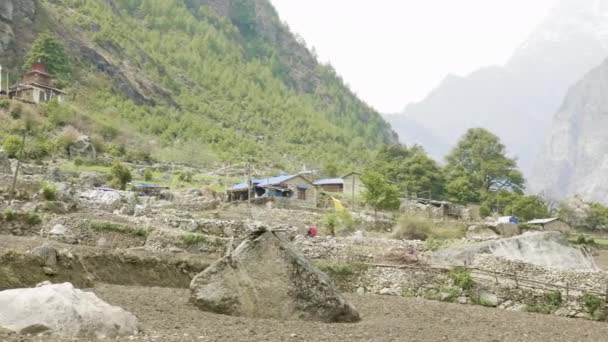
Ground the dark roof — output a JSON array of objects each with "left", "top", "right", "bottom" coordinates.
[{"left": 314, "top": 178, "right": 344, "bottom": 186}]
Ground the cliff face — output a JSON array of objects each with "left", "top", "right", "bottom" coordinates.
[
  {"left": 0, "top": 0, "right": 37, "bottom": 70},
  {"left": 532, "top": 58, "right": 608, "bottom": 202},
  {"left": 387, "top": 0, "right": 608, "bottom": 175}
]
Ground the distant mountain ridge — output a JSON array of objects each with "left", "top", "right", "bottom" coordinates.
[
  {"left": 532, "top": 57, "right": 608, "bottom": 203},
  {"left": 387, "top": 0, "right": 608, "bottom": 176}
]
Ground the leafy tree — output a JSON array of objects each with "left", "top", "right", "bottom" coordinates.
[
  {"left": 361, "top": 171, "right": 400, "bottom": 219},
  {"left": 370, "top": 144, "right": 445, "bottom": 199},
  {"left": 110, "top": 162, "right": 132, "bottom": 190},
  {"left": 504, "top": 195, "right": 549, "bottom": 221},
  {"left": 23, "top": 33, "right": 71, "bottom": 79},
  {"left": 445, "top": 128, "right": 524, "bottom": 203},
  {"left": 586, "top": 203, "right": 608, "bottom": 231},
  {"left": 322, "top": 161, "right": 340, "bottom": 178}
]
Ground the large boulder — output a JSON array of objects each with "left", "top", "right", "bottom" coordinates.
[
  {"left": 190, "top": 230, "right": 360, "bottom": 323},
  {"left": 0, "top": 282, "right": 139, "bottom": 338}
]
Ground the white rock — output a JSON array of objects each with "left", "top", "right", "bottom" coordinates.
[{"left": 0, "top": 283, "right": 139, "bottom": 338}]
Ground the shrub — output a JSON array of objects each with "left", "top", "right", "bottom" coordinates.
[
  {"left": 479, "top": 205, "right": 491, "bottom": 218},
  {"left": 449, "top": 267, "right": 474, "bottom": 290},
  {"left": 582, "top": 293, "right": 603, "bottom": 315},
  {"left": 545, "top": 290, "right": 563, "bottom": 307},
  {"left": 321, "top": 210, "right": 354, "bottom": 236},
  {"left": 9, "top": 103, "right": 22, "bottom": 119},
  {"left": 26, "top": 212, "right": 42, "bottom": 225},
  {"left": 0, "top": 99, "right": 9, "bottom": 109},
  {"left": 40, "top": 182, "right": 57, "bottom": 201},
  {"left": 177, "top": 171, "right": 194, "bottom": 183},
  {"left": 110, "top": 162, "right": 132, "bottom": 190},
  {"left": 3, "top": 210, "right": 16, "bottom": 222},
  {"left": 90, "top": 221, "right": 147, "bottom": 237},
  {"left": 577, "top": 235, "right": 587, "bottom": 244},
  {"left": 144, "top": 169, "right": 154, "bottom": 181},
  {"left": 181, "top": 233, "right": 207, "bottom": 245},
  {"left": 316, "top": 261, "right": 368, "bottom": 280},
  {"left": 3, "top": 135, "right": 22, "bottom": 158},
  {"left": 107, "top": 144, "right": 126, "bottom": 157},
  {"left": 74, "top": 157, "right": 83, "bottom": 167},
  {"left": 393, "top": 216, "right": 433, "bottom": 240}
]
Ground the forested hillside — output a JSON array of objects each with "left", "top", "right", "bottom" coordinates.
[{"left": 0, "top": 0, "right": 396, "bottom": 170}]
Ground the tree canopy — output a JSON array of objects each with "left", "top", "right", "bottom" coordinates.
[
  {"left": 23, "top": 33, "right": 71, "bottom": 79},
  {"left": 445, "top": 128, "right": 524, "bottom": 203},
  {"left": 361, "top": 171, "right": 401, "bottom": 216}
]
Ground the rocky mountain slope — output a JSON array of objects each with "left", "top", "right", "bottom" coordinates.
[
  {"left": 0, "top": 0, "right": 396, "bottom": 169},
  {"left": 531, "top": 57, "right": 608, "bottom": 202},
  {"left": 386, "top": 0, "right": 608, "bottom": 175}
]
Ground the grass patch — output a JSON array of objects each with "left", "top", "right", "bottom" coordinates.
[
  {"left": 392, "top": 216, "right": 465, "bottom": 241},
  {"left": 448, "top": 267, "right": 474, "bottom": 290},
  {"left": 40, "top": 182, "right": 57, "bottom": 201},
  {"left": 316, "top": 261, "right": 369, "bottom": 284},
  {"left": 181, "top": 233, "right": 208, "bottom": 245},
  {"left": 527, "top": 291, "right": 563, "bottom": 314},
  {"left": 0, "top": 210, "right": 41, "bottom": 226},
  {"left": 90, "top": 221, "right": 147, "bottom": 237}
]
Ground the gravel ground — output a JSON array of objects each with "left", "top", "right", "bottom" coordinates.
[{"left": 7, "top": 284, "right": 608, "bottom": 342}]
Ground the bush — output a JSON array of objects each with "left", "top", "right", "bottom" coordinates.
[
  {"left": 9, "top": 103, "right": 22, "bottom": 119},
  {"left": 3, "top": 210, "right": 16, "bottom": 222},
  {"left": 40, "top": 182, "right": 57, "bottom": 201},
  {"left": 90, "top": 221, "right": 147, "bottom": 237},
  {"left": 0, "top": 99, "right": 9, "bottom": 109},
  {"left": 321, "top": 210, "right": 354, "bottom": 236},
  {"left": 479, "top": 205, "right": 491, "bottom": 218},
  {"left": 582, "top": 293, "right": 603, "bottom": 315},
  {"left": 393, "top": 216, "right": 433, "bottom": 240},
  {"left": 110, "top": 162, "right": 132, "bottom": 190},
  {"left": 74, "top": 158, "right": 83, "bottom": 167},
  {"left": 107, "top": 144, "right": 126, "bottom": 157},
  {"left": 144, "top": 169, "right": 154, "bottom": 181},
  {"left": 181, "top": 233, "right": 207, "bottom": 245},
  {"left": 177, "top": 171, "right": 194, "bottom": 183},
  {"left": 449, "top": 267, "right": 474, "bottom": 290},
  {"left": 26, "top": 212, "right": 42, "bottom": 225},
  {"left": 3, "top": 135, "right": 22, "bottom": 158}
]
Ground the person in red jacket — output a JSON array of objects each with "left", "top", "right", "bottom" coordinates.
[{"left": 306, "top": 225, "right": 318, "bottom": 238}]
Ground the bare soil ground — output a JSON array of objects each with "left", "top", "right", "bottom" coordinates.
[{"left": 5, "top": 284, "right": 608, "bottom": 342}]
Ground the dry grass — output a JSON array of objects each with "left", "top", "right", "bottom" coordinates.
[{"left": 392, "top": 215, "right": 466, "bottom": 241}]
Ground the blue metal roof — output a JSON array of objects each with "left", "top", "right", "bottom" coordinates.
[
  {"left": 231, "top": 175, "right": 297, "bottom": 191},
  {"left": 313, "top": 178, "right": 344, "bottom": 186}
]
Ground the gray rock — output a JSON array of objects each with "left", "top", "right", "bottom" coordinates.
[
  {"left": 458, "top": 296, "right": 468, "bottom": 304},
  {"left": 31, "top": 244, "right": 57, "bottom": 267},
  {"left": 379, "top": 288, "right": 399, "bottom": 296},
  {"left": 554, "top": 307, "right": 570, "bottom": 317},
  {"left": 495, "top": 223, "right": 520, "bottom": 237},
  {"left": 49, "top": 224, "right": 76, "bottom": 244},
  {"left": 0, "top": 283, "right": 139, "bottom": 338},
  {"left": 356, "top": 287, "right": 365, "bottom": 295},
  {"left": 478, "top": 291, "right": 498, "bottom": 307},
  {"left": 42, "top": 267, "right": 56, "bottom": 276},
  {"left": 190, "top": 230, "right": 360, "bottom": 322}
]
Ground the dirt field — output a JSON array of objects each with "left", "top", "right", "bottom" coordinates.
[{"left": 5, "top": 284, "right": 608, "bottom": 342}]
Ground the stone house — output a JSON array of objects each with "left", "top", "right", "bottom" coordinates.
[
  {"left": 227, "top": 174, "right": 317, "bottom": 207},
  {"left": 343, "top": 172, "right": 364, "bottom": 197},
  {"left": 9, "top": 62, "right": 66, "bottom": 104},
  {"left": 527, "top": 218, "right": 571, "bottom": 233},
  {"left": 314, "top": 178, "right": 343, "bottom": 193}
]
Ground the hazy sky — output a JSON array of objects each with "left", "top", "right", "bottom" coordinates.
[{"left": 270, "top": 0, "right": 558, "bottom": 113}]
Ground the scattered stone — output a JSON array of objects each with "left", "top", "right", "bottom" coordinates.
[
  {"left": 42, "top": 267, "right": 57, "bottom": 276},
  {"left": 0, "top": 282, "right": 139, "bottom": 338},
  {"left": 190, "top": 230, "right": 360, "bottom": 322},
  {"left": 478, "top": 291, "right": 498, "bottom": 307},
  {"left": 458, "top": 296, "right": 468, "bottom": 304},
  {"left": 554, "top": 307, "right": 570, "bottom": 317},
  {"left": 49, "top": 224, "right": 77, "bottom": 244},
  {"left": 356, "top": 287, "right": 365, "bottom": 295},
  {"left": 379, "top": 288, "right": 400, "bottom": 296},
  {"left": 31, "top": 244, "right": 58, "bottom": 267}
]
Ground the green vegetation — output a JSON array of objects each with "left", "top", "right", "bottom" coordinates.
[
  {"left": 0, "top": 210, "right": 42, "bottom": 226},
  {"left": 90, "top": 221, "right": 147, "bottom": 237},
  {"left": 448, "top": 267, "right": 474, "bottom": 290},
  {"left": 321, "top": 210, "right": 354, "bottom": 236},
  {"left": 109, "top": 162, "right": 132, "bottom": 190},
  {"left": 20, "top": 0, "right": 395, "bottom": 170},
  {"left": 316, "top": 261, "right": 369, "bottom": 280},
  {"left": 177, "top": 171, "right": 194, "bottom": 183},
  {"left": 40, "top": 182, "right": 57, "bottom": 201},
  {"left": 23, "top": 33, "right": 71, "bottom": 80},
  {"left": 2, "top": 210, "right": 16, "bottom": 222},
  {"left": 144, "top": 169, "right": 154, "bottom": 181},
  {"left": 2, "top": 135, "right": 22, "bottom": 158},
  {"left": 527, "top": 291, "right": 563, "bottom": 314},
  {"left": 445, "top": 128, "right": 524, "bottom": 203},
  {"left": 181, "top": 233, "right": 208, "bottom": 245},
  {"left": 581, "top": 293, "right": 606, "bottom": 320},
  {"left": 392, "top": 216, "right": 465, "bottom": 242},
  {"left": 361, "top": 171, "right": 400, "bottom": 218}
]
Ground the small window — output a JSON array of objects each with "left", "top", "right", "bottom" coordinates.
[{"left": 297, "top": 188, "right": 306, "bottom": 200}]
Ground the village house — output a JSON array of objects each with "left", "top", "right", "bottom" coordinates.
[
  {"left": 313, "top": 178, "right": 344, "bottom": 193},
  {"left": 527, "top": 218, "right": 571, "bottom": 233},
  {"left": 343, "top": 172, "right": 364, "bottom": 197},
  {"left": 227, "top": 173, "right": 317, "bottom": 207},
  {"left": 9, "top": 62, "right": 66, "bottom": 104}
]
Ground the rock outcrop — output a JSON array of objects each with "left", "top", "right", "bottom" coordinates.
[
  {"left": 0, "top": 282, "right": 139, "bottom": 338},
  {"left": 532, "top": 56, "right": 608, "bottom": 202},
  {"left": 0, "top": 0, "right": 36, "bottom": 68},
  {"left": 190, "top": 229, "right": 360, "bottom": 322}
]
